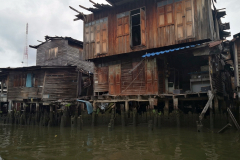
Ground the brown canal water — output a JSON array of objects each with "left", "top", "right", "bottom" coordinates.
[{"left": 0, "top": 124, "right": 239, "bottom": 160}]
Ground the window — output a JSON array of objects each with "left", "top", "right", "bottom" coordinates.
[
  {"left": 45, "top": 47, "right": 58, "bottom": 60},
  {"left": 13, "top": 73, "right": 37, "bottom": 88},
  {"left": 130, "top": 8, "right": 146, "bottom": 47},
  {"left": 157, "top": 0, "right": 174, "bottom": 27},
  {"left": 117, "top": 8, "right": 146, "bottom": 48},
  {"left": 157, "top": 0, "right": 193, "bottom": 39},
  {"left": 13, "top": 74, "right": 26, "bottom": 87},
  {"left": 131, "top": 9, "right": 141, "bottom": 46},
  {"left": 84, "top": 17, "right": 108, "bottom": 57}
]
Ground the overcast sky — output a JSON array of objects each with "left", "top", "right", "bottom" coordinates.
[{"left": 0, "top": 0, "right": 239, "bottom": 68}]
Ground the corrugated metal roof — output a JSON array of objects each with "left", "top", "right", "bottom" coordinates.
[{"left": 142, "top": 44, "right": 201, "bottom": 58}]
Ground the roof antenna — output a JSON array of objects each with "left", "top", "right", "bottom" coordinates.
[{"left": 23, "top": 23, "right": 28, "bottom": 67}]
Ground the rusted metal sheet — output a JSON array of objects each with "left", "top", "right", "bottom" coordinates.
[{"left": 208, "top": 40, "right": 222, "bottom": 48}]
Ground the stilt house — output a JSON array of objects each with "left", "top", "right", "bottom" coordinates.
[
  {"left": 69, "top": 0, "right": 236, "bottom": 129},
  {"left": 0, "top": 36, "right": 93, "bottom": 114},
  {"left": 71, "top": 0, "right": 232, "bottom": 100}
]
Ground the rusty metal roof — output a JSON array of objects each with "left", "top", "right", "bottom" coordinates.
[
  {"left": 29, "top": 36, "right": 83, "bottom": 49},
  {"left": 208, "top": 40, "right": 222, "bottom": 48}
]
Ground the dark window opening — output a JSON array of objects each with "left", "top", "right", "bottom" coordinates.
[
  {"left": 131, "top": 9, "right": 141, "bottom": 46},
  {"left": 132, "top": 25, "right": 141, "bottom": 46}
]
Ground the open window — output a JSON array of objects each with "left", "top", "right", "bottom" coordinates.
[{"left": 130, "top": 8, "right": 146, "bottom": 47}]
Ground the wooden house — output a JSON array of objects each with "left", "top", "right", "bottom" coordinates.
[
  {"left": 70, "top": 0, "right": 231, "bottom": 97},
  {"left": 0, "top": 36, "right": 94, "bottom": 115},
  {"left": 69, "top": 0, "right": 234, "bottom": 127},
  {"left": 0, "top": 66, "right": 93, "bottom": 112},
  {"left": 69, "top": 0, "right": 236, "bottom": 130},
  {"left": 29, "top": 36, "right": 93, "bottom": 71}
]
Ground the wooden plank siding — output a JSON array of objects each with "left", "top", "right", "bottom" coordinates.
[
  {"left": 7, "top": 71, "right": 44, "bottom": 101},
  {"left": 6, "top": 68, "right": 83, "bottom": 102},
  {"left": 94, "top": 57, "right": 162, "bottom": 96},
  {"left": 83, "top": 0, "right": 215, "bottom": 60},
  {"left": 42, "top": 69, "right": 78, "bottom": 102}
]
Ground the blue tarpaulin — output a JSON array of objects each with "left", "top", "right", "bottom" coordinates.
[
  {"left": 77, "top": 100, "right": 93, "bottom": 114},
  {"left": 142, "top": 44, "right": 201, "bottom": 58},
  {"left": 26, "top": 73, "right": 32, "bottom": 87}
]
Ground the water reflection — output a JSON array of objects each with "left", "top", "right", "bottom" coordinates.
[{"left": 0, "top": 125, "right": 240, "bottom": 160}]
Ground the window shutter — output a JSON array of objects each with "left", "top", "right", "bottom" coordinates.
[
  {"left": 85, "top": 26, "right": 90, "bottom": 43},
  {"left": 166, "top": 4, "right": 174, "bottom": 25},
  {"left": 117, "top": 18, "right": 123, "bottom": 37},
  {"left": 185, "top": 0, "right": 193, "bottom": 38},
  {"left": 90, "top": 25, "right": 95, "bottom": 42},
  {"left": 26, "top": 73, "right": 32, "bottom": 88},
  {"left": 158, "top": 7, "right": 165, "bottom": 27},
  {"left": 102, "top": 22, "right": 108, "bottom": 53},
  {"left": 123, "top": 16, "right": 129, "bottom": 35},
  {"left": 140, "top": 8, "right": 146, "bottom": 46},
  {"left": 176, "top": 1, "right": 184, "bottom": 39},
  {"left": 95, "top": 23, "right": 101, "bottom": 56}
]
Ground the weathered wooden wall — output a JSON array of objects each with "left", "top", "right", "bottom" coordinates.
[
  {"left": 7, "top": 71, "right": 44, "bottom": 101},
  {"left": 83, "top": 0, "right": 216, "bottom": 60},
  {"left": 94, "top": 57, "right": 161, "bottom": 96},
  {"left": 35, "top": 39, "right": 94, "bottom": 73},
  {"left": 67, "top": 42, "right": 83, "bottom": 64},
  {"left": 42, "top": 69, "right": 78, "bottom": 102},
  {"left": 36, "top": 39, "right": 69, "bottom": 66}
]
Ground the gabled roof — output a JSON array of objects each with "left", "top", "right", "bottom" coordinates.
[{"left": 29, "top": 36, "right": 83, "bottom": 49}]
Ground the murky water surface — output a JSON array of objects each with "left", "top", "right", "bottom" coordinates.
[{"left": 0, "top": 124, "right": 239, "bottom": 160}]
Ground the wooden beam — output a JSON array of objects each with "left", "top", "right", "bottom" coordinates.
[
  {"left": 227, "top": 108, "right": 240, "bottom": 130},
  {"left": 89, "top": 0, "right": 97, "bottom": 5},
  {"left": 199, "top": 91, "right": 214, "bottom": 121},
  {"left": 69, "top": 6, "right": 81, "bottom": 14},
  {"left": 79, "top": 5, "right": 92, "bottom": 12},
  {"left": 106, "top": 0, "right": 114, "bottom": 6}
]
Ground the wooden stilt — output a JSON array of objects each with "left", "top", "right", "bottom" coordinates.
[
  {"left": 125, "top": 101, "right": 129, "bottom": 125},
  {"left": 210, "top": 96, "right": 214, "bottom": 131},
  {"left": 214, "top": 97, "right": 219, "bottom": 114},
  {"left": 49, "top": 105, "right": 53, "bottom": 127},
  {"left": 133, "top": 107, "right": 137, "bottom": 127},
  {"left": 164, "top": 99, "right": 169, "bottom": 116},
  {"left": 120, "top": 104, "right": 125, "bottom": 127},
  {"left": 125, "top": 101, "right": 129, "bottom": 112},
  {"left": 92, "top": 101, "right": 96, "bottom": 126},
  {"left": 36, "top": 103, "right": 39, "bottom": 125},
  {"left": 174, "top": 98, "right": 180, "bottom": 128}
]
